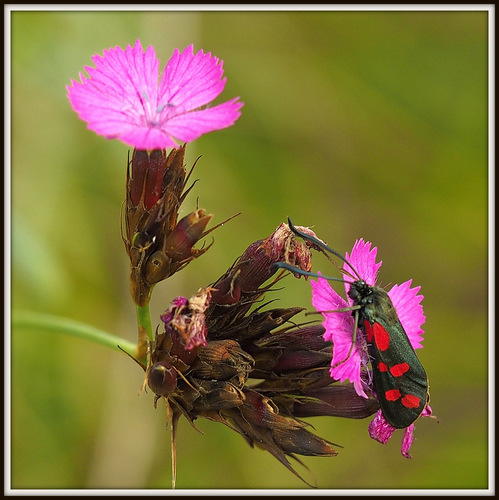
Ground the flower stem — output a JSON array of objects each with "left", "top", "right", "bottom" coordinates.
[
  {"left": 12, "top": 310, "right": 136, "bottom": 356},
  {"left": 135, "top": 303, "right": 153, "bottom": 359}
]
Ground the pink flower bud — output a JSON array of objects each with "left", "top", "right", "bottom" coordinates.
[{"left": 164, "top": 209, "right": 213, "bottom": 262}]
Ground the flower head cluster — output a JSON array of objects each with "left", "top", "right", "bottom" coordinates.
[
  {"left": 67, "top": 40, "right": 243, "bottom": 149},
  {"left": 134, "top": 223, "right": 378, "bottom": 486},
  {"left": 310, "top": 238, "right": 432, "bottom": 457}
]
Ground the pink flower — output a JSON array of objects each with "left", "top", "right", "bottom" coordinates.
[
  {"left": 368, "top": 405, "right": 435, "bottom": 458},
  {"left": 310, "top": 238, "right": 429, "bottom": 457},
  {"left": 67, "top": 40, "right": 243, "bottom": 149},
  {"left": 311, "top": 239, "right": 425, "bottom": 396},
  {"left": 311, "top": 271, "right": 370, "bottom": 398}
]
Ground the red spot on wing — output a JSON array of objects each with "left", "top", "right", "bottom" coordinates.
[
  {"left": 378, "top": 362, "right": 388, "bottom": 372},
  {"left": 384, "top": 389, "right": 401, "bottom": 401},
  {"left": 401, "top": 394, "right": 421, "bottom": 409},
  {"left": 363, "top": 320, "right": 373, "bottom": 342},
  {"left": 390, "top": 362, "right": 410, "bottom": 377},
  {"left": 373, "top": 323, "right": 390, "bottom": 351}
]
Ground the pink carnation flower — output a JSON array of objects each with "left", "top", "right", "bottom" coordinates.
[
  {"left": 310, "top": 238, "right": 431, "bottom": 457},
  {"left": 67, "top": 40, "right": 243, "bottom": 149}
]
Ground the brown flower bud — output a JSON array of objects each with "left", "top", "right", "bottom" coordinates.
[
  {"left": 230, "top": 389, "right": 338, "bottom": 485},
  {"left": 210, "top": 222, "right": 323, "bottom": 310},
  {"left": 191, "top": 379, "right": 246, "bottom": 412},
  {"left": 122, "top": 146, "right": 217, "bottom": 306},
  {"left": 125, "top": 147, "right": 186, "bottom": 238},
  {"left": 293, "top": 386, "right": 380, "bottom": 419},
  {"left": 129, "top": 149, "right": 177, "bottom": 210},
  {"left": 254, "top": 324, "right": 330, "bottom": 352},
  {"left": 247, "top": 324, "right": 332, "bottom": 375},
  {"left": 142, "top": 209, "right": 213, "bottom": 287},
  {"left": 191, "top": 339, "right": 254, "bottom": 384},
  {"left": 163, "top": 209, "right": 213, "bottom": 263},
  {"left": 260, "top": 222, "right": 325, "bottom": 277},
  {"left": 147, "top": 361, "right": 178, "bottom": 397},
  {"left": 209, "top": 241, "right": 267, "bottom": 306}
]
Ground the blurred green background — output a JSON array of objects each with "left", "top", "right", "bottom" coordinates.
[{"left": 10, "top": 9, "right": 489, "bottom": 490}]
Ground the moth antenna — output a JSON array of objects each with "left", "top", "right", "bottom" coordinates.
[
  {"left": 287, "top": 217, "right": 362, "bottom": 282},
  {"left": 273, "top": 261, "right": 346, "bottom": 283},
  {"left": 305, "top": 305, "right": 361, "bottom": 316}
]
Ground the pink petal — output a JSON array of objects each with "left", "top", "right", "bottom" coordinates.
[
  {"left": 311, "top": 276, "right": 368, "bottom": 398},
  {"left": 344, "top": 239, "right": 382, "bottom": 297},
  {"left": 159, "top": 45, "right": 227, "bottom": 111},
  {"left": 401, "top": 405, "right": 435, "bottom": 457},
  {"left": 368, "top": 409, "right": 396, "bottom": 444},
  {"left": 401, "top": 424, "right": 415, "bottom": 458},
  {"left": 115, "top": 126, "right": 178, "bottom": 150},
  {"left": 162, "top": 99, "right": 244, "bottom": 143},
  {"left": 388, "top": 279, "right": 426, "bottom": 349},
  {"left": 67, "top": 40, "right": 161, "bottom": 140}
]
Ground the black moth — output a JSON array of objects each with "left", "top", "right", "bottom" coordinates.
[{"left": 281, "top": 218, "right": 430, "bottom": 429}]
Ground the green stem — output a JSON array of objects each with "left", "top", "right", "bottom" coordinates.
[
  {"left": 12, "top": 310, "right": 136, "bottom": 356},
  {"left": 136, "top": 303, "right": 153, "bottom": 342}
]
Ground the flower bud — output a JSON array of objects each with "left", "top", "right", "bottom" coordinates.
[
  {"left": 293, "top": 386, "right": 380, "bottom": 419},
  {"left": 238, "top": 390, "right": 338, "bottom": 463},
  {"left": 163, "top": 209, "right": 213, "bottom": 264},
  {"left": 125, "top": 147, "right": 186, "bottom": 232},
  {"left": 130, "top": 149, "right": 180, "bottom": 210},
  {"left": 191, "top": 339, "right": 254, "bottom": 383},
  {"left": 209, "top": 241, "right": 269, "bottom": 306},
  {"left": 122, "top": 146, "right": 217, "bottom": 306},
  {"left": 260, "top": 222, "right": 321, "bottom": 276},
  {"left": 191, "top": 379, "right": 246, "bottom": 411},
  {"left": 210, "top": 222, "right": 322, "bottom": 309},
  {"left": 147, "top": 361, "right": 178, "bottom": 397}
]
